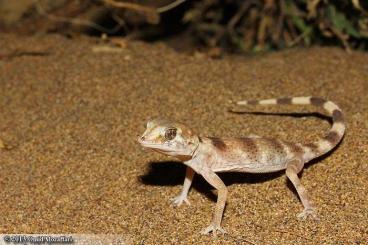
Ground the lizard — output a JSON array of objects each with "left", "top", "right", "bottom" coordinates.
[{"left": 137, "top": 96, "right": 345, "bottom": 236}]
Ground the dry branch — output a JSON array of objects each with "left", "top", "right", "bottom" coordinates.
[{"left": 103, "top": 0, "right": 160, "bottom": 24}]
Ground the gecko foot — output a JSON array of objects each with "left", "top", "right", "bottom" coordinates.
[
  {"left": 171, "top": 194, "right": 190, "bottom": 207},
  {"left": 200, "top": 224, "right": 226, "bottom": 236},
  {"left": 297, "top": 208, "right": 319, "bottom": 221}
]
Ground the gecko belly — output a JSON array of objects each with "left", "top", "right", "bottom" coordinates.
[{"left": 212, "top": 161, "right": 287, "bottom": 173}]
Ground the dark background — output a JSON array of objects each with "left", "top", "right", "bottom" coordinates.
[{"left": 1, "top": 0, "right": 368, "bottom": 55}]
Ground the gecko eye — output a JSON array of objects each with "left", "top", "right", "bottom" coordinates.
[{"left": 165, "top": 128, "right": 177, "bottom": 141}]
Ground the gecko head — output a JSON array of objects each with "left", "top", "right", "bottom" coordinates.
[{"left": 138, "top": 118, "right": 200, "bottom": 160}]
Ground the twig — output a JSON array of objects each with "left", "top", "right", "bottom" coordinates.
[
  {"left": 104, "top": 0, "right": 156, "bottom": 14},
  {"left": 227, "top": 1, "right": 253, "bottom": 32},
  {"left": 307, "top": 0, "right": 321, "bottom": 18},
  {"left": 104, "top": 0, "right": 187, "bottom": 22},
  {"left": 111, "top": 12, "right": 129, "bottom": 33},
  {"left": 34, "top": 0, "right": 123, "bottom": 34},
  {"left": 257, "top": 0, "right": 276, "bottom": 49},
  {"left": 103, "top": 0, "right": 160, "bottom": 24},
  {"left": 288, "top": 31, "right": 308, "bottom": 47},
  {"left": 157, "top": 0, "right": 186, "bottom": 13},
  {"left": 273, "top": 0, "right": 285, "bottom": 43},
  {"left": 0, "top": 50, "right": 51, "bottom": 60},
  {"left": 330, "top": 26, "right": 352, "bottom": 53},
  {"left": 286, "top": 18, "right": 298, "bottom": 41}
]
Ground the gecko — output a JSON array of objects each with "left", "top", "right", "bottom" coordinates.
[{"left": 137, "top": 96, "right": 345, "bottom": 236}]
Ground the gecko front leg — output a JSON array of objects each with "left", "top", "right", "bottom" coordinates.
[{"left": 172, "top": 166, "right": 195, "bottom": 206}]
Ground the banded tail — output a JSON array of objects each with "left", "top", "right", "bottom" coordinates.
[{"left": 236, "top": 96, "right": 345, "bottom": 161}]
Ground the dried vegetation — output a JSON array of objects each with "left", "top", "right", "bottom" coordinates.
[{"left": 1, "top": 0, "right": 367, "bottom": 52}]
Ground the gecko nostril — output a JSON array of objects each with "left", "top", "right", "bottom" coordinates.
[{"left": 141, "top": 136, "right": 146, "bottom": 141}]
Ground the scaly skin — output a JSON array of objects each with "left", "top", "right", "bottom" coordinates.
[{"left": 138, "top": 96, "right": 345, "bottom": 236}]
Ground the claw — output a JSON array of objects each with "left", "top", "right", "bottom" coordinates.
[
  {"left": 200, "top": 224, "right": 226, "bottom": 236},
  {"left": 171, "top": 194, "right": 190, "bottom": 207},
  {"left": 297, "top": 208, "right": 319, "bottom": 221}
]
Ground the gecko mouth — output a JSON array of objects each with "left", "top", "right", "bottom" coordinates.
[
  {"left": 138, "top": 139, "right": 175, "bottom": 152},
  {"left": 138, "top": 138, "right": 189, "bottom": 156}
]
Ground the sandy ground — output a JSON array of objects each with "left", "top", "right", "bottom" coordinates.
[{"left": 0, "top": 34, "right": 367, "bottom": 244}]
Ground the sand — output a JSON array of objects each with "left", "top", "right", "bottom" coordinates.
[{"left": 0, "top": 34, "right": 367, "bottom": 244}]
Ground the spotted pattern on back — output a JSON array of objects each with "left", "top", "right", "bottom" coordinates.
[
  {"left": 237, "top": 138, "right": 259, "bottom": 162},
  {"left": 283, "top": 142, "right": 304, "bottom": 157},
  {"left": 209, "top": 137, "right": 227, "bottom": 151},
  {"left": 264, "top": 138, "right": 287, "bottom": 156}
]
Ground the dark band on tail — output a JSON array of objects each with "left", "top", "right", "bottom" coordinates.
[
  {"left": 236, "top": 96, "right": 346, "bottom": 161},
  {"left": 277, "top": 98, "right": 292, "bottom": 104},
  {"left": 310, "top": 97, "right": 327, "bottom": 106},
  {"left": 332, "top": 109, "right": 344, "bottom": 122}
]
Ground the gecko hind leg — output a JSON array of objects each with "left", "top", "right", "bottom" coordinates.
[{"left": 285, "top": 159, "right": 318, "bottom": 220}]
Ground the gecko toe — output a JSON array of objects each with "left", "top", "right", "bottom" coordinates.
[
  {"left": 297, "top": 208, "right": 319, "bottom": 221},
  {"left": 200, "top": 224, "right": 227, "bottom": 236},
  {"left": 171, "top": 195, "right": 190, "bottom": 207}
]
